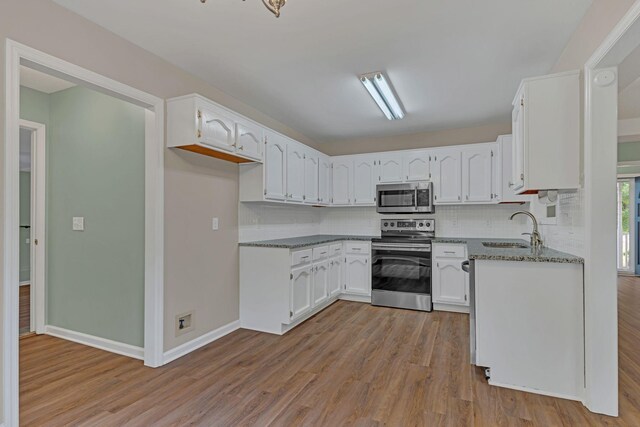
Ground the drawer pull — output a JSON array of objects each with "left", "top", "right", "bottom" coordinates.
[
  {"left": 444, "top": 251, "right": 456, "bottom": 254},
  {"left": 301, "top": 256, "right": 309, "bottom": 259}
]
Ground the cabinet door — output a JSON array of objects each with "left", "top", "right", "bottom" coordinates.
[
  {"left": 353, "top": 157, "right": 376, "bottom": 205},
  {"left": 328, "top": 257, "right": 343, "bottom": 297},
  {"left": 404, "top": 151, "right": 432, "bottom": 182},
  {"left": 491, "top": 142, "right": 502, "bottom": 202},
  {"left": 235, "top": 120, "right": 263, "bottom": 161},
  {"left": 433, "top": 259, "right": 468, "bottom": 306},
  {"left": 304, "top": 153, "right": 319, "bottom": 204},
  {"left": 499, "top": 136, "right": 530, "bottom": 203},
  {"left": 332, "top": 158, "right": 353, "bottom": 205},
  {"left": 462, "top": 145, "right": 493, "bottom": 203},
  {"left": 378, "top": 154, "right": 404, "bottom": 183},
  {"left": 511, "top": 93, "right": 526, "bottom": 192},
  {"left": 264, "top": 133, "right": 287, "bottom": 201},
  {"left": 290, "top": 266, "right": 312, "bottom": 321},
  {"left": 345, "top": 255, "right": 371, "bottom": 295},
  {"left": 312, "top": 261, "right": 329, "bottom": 306},
  {"left": 197, "top": 104, "right": 236, "bottom": 152},
  {"left": 432, "top": 149, "right": 462, "bottom": 204},
  {"left": 318, "top": 156, "right": 331, "bottom": 205},
  {"left": 287, "top": 144, "right": 306, "bottom": 202}
]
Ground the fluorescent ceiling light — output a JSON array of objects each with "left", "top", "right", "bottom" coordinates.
[{"left": 359, "top": 72, "right": 405, "bottom": 120}]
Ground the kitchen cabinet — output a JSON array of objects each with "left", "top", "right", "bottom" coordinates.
[
  {"left": 290, "top": 265, "right": 312, "bottom": 322},
  {"left": 332, "top": 157, "right": 353, "bottom": 205},
  {"left": 304, "top": 152, "right": 319, "bottom": 204},
  {"left": 167, "top": 94, "right": 263, "bottom": 163},
  {"left": 328, "top": 257, "right": 343, "bottom": 297},
  {"left": 433, "top": 244, "right": 469, "bottom": 312},
  {"left": 404, "top": 150, "right": 432, "bottom": 182},
  {"left": 498, "top": 135, "right": 530, "bottom": 203},
  {"left": 345, "top": 255, "right": 371, "bottom": 295},
  {"left": 264, "top": 132, "right": 288, "bottom": 201},
  {"left": 312, "top": 261, "right": 329, "bottom": 306},
  {"left": 287, "top": 144, "right": 305, "bottom": 203},
  {"left": 353, "top": 156, "right": 377, "bottom": 205},
  {"left": 378, "top": 154, "right": 404, "bottom": 183},
  {"left": 462, "top": 144, "right": 494, "bottom": 203},
  {"left": 318, "top": 156, "right": 331, "bottom": 206},
  {"left": 511, "top": 70, "right": 580, "bottom": 193},
  {"left": 432, "top": 148, "right": 462, "bottom": 204}
]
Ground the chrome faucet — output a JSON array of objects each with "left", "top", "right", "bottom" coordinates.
[{"left": 509, "top": 211, "right": 543, "bottom": 249}]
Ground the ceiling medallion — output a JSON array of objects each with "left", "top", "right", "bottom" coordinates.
[{"left": 199, "top": 0, "right": 287, "bottom": 18}]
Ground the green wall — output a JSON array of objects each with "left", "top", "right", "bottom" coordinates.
[
  {"left": 19, "top": 171, "right": 30, "bottom": 282},
  {"left": 20, "top": 85, "right": 145, "bottom": 347},
  {"left": 618, "top": 141, "right": 640, "bottom": 175}
]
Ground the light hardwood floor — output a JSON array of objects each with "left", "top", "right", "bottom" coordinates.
[{"left": 20, "top": 277, "right": 640, "bottom": 426}]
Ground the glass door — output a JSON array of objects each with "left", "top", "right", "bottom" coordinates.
[{"left": 617, "top": 179, "right": 634, "bottom": 272}]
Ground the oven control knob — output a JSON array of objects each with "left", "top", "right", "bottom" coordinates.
[
  {"left": 383, "top": 222, "right": 389, "bottom": 227},
  {"left": 390, "top": 222, "right": 395, "bottom": 227},
  {"left": 419, "top": 222, "right": 424, "bottom": 227}
]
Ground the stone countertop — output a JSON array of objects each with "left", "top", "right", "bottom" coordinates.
[
  {"left": 433, "top": 237, "right": 584, "bottom": 264},
  {"left": 238, "top": 235, "right": 379, "bottom": 249}
]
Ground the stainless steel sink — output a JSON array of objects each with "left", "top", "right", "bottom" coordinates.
[{"left": 482, "top": 242, "right": 529, "bottom": 249}]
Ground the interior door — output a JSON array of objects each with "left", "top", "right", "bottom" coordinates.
[
  {"left": 332, "top": 159, "right": 352, "bottom": 205},
  {"left": 287, "top": 144, "right": 305, "bottom": 202},
  {"left": 379, "top": 154, "right": 404, "bottom": 183},
  {"left": 433, "top": 149, "right": 462, "bottom": 204},
  {"left": 264, "top": 133, "right": 287, "bottom": 201},
  {"left": 353, "top": 157, "right": 376, "bottom": 205},
  {"left": 304, "top": 153, "right": 319, "bottom": 204},
  {"left": 197, "top": 104, "right": 236, "bottom": 152},
  {"left": 235, "top": 120, "right": 263, "bottom": 161},
  {"left": 462, "top": 145, "right": 493, "bottom": 203}
]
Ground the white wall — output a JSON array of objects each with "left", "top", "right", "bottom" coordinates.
[
  {"left": 239, "top": 203, "right": 532, "bottom": 242},
  {"left": 534, "top": 191, "right": 586, "bottom": 257}
]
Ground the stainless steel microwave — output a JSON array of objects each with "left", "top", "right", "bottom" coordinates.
[{"left": 376, "top": 182, "right": 435, "bottom": 214}]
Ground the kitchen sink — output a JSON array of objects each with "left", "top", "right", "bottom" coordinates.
[{"left": 482, "top": 242, "right": 529, "bottom": 249}]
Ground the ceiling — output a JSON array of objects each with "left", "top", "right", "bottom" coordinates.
[
  {"left": 53, "top": 0, "right": 592, "bottom": 143},
  {"left": 20, "top": 66, "right": 76, "bottom": 94}
]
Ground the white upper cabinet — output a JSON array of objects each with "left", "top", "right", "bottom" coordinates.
[
  {"left": 304, "top": 151, "right": 319, "bottom": 204},
  {"left": 511, "top": 70, "right": 580, "bottom": 193},
  {"left": 462, "top": 144, "right": 494, "bottom": 203},
  {"left": 378, "top": 154, "right": 404, "bottom": 183},
  {"left": 499, "top": 135, "right": 530, "bottom": 203},
  {"left": 318, "top": 156, "right": 331, "bottom": 206},
  {"left": 287, "top": 143, "right": 306, "bottom": 203},
  {"left": 263, "top": 132, "right": 288, "bottom": 201},
  {"left": 353, "top": 156, "right": 377, "bottom": 205},
  {"left": 332, "top": 157, "right": 353, "bottom": 205},
  {"left": 235, "top": 119, "right": 263, "bottom": 161},
  {"left": 404, "top": 150, "right": 432, "bottom": 182},
  {"left": 167, "top": 94, "right": 263, "bottom": 163},
  {"left": 432, "top": 148, "right": 462, "bottom": 204}
]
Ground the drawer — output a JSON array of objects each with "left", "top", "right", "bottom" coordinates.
[
  {"left": 433, "top": 244, "right": 466, "bottom": 259},
  {"left": 313, "top": 246, "right": 330, "bottom": 260},
  {"left": 291, "top": 249, "right": 313, "bottom": 266},
  {"left": 345, "top": 241, "right": 370, "bottom": 255},
  {"left": 329, "top": 243, "right": 343, "bottom": 256}
]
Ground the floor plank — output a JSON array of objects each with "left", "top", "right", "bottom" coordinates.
[{"left": 19, "top": 277, "right": 640, "bottom": 426}]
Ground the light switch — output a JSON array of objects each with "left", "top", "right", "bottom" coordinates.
[
  {"left": 73, "top": 217, "right": 84, "bottom": 231},
  {"left": 212, "top": 217, "right": 219, "bottom": 231}
]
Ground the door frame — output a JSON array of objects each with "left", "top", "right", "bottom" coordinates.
[
  {"left": 4, "top": 39, "right": 165, "bottom": 426},
  {"left": 19, "top": 120, "right": 46, "bottom": 334},
  {"left": 583, "top": 0, "right": 640, "bottom": 416}
]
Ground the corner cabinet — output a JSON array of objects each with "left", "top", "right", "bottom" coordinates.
[
  {"left": 511, "top": 70, "right": 580, "bottom": 193},
  {"left": 167, "top": 94, "right": 264, "bottom": 163}
]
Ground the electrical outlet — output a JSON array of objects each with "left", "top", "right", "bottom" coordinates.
[
  {"left": 72, "top": 217, "right": 84, "bottom": 231},
  {"left": 175, "top": 311, "right": 194, "bottom": 336}
]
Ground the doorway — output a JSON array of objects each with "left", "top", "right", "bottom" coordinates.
[{"left": 617, "top": 178, "right": 635, "bottom": 273}]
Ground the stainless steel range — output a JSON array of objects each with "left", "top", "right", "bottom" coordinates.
[{"left": 371, "top": 218, "right": 434, "bottom": 312}]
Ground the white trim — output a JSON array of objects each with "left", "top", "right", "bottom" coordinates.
[
  {"left": 433, "top": 303, "right": 470, "bottom": 314},
  {"left": 488, "top": 380, "right": 583, "bottom": 403},
  {"left": 4, "top": 39, "right": 166, "bottom": 426},
  {"left": 44, "top": 325, "right": 144, "bottom": 360},
  {"left": 18, "top": 281, "right": 29, "bottom": 287},
  {"left": 19, "top": 119, "right": 46, "bottom": 335},
  {"left": 338, "top": 294, "right": 372, "bottom": 303},
  {"left": 163, "top": 320, "right": 241, "bottom": 365}
]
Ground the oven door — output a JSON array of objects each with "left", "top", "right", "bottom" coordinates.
[
  {"left": 376, "top": 187, "right": 417, "bottom": 213},
  {"left": 371, "top": 244, "right": 431, "bottom": 295}
]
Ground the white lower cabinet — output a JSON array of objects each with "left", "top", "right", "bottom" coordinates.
[
  {"left": 240, "top": 240, "right": 371, "bottom": 335},
  {"left": 432, "top": 244, "right": 469, "bottom": 312}
]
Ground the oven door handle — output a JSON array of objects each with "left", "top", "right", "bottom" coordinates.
[{"left": 372, "top": 244, "right": 431, "bottom": 252}]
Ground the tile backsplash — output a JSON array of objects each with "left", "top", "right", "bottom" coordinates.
[
  {"left": 536, "top": 190, "right": 585, "bottom": 257},
  {"left": 239, "top": 202, "right": 532, "bottom": 242}
]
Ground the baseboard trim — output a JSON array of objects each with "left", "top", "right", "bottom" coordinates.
[
  {"left": 433, "top": 303, "right": 470, "bottom": 314},
  {"left": 163, "top": 320, "right": 240, "bottom": 365},
  {"left": 44, "top": 325, "right": 144, "bottom": 360},
  {"left": 339, "top": 293, "right": 371, "bottom": 303},
  {"left": 488, "top": 379, "right": 583, "bottom": 402}
]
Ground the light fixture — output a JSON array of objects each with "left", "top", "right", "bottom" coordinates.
[
  {"left": 359, "top": 72, "right": 405, "bottom": 120},
  {"left": 199, "top": 0, "right": 287, "bottom": 18}
]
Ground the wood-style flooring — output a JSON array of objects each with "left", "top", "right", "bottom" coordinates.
[
  {"left": 19, "top": 284, "right": 30, "bottom": 336},
  {"left": 20, "top": 277, "right": 640, "bottom": 426}
]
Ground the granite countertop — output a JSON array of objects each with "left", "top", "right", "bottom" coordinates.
[
  {"left": 434, "top": 237, "right": 584, "bottom": 264},
  {"left": 239, "top": 235, "right": 379, "bottom": 249}
]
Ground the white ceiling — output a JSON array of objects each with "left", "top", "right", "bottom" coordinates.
[
  {"left": 53, "top": 0, "right": 592, "bottom": 142},
  {"left": 20, "top": 66, "right": 76, "bottom": 94}
]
